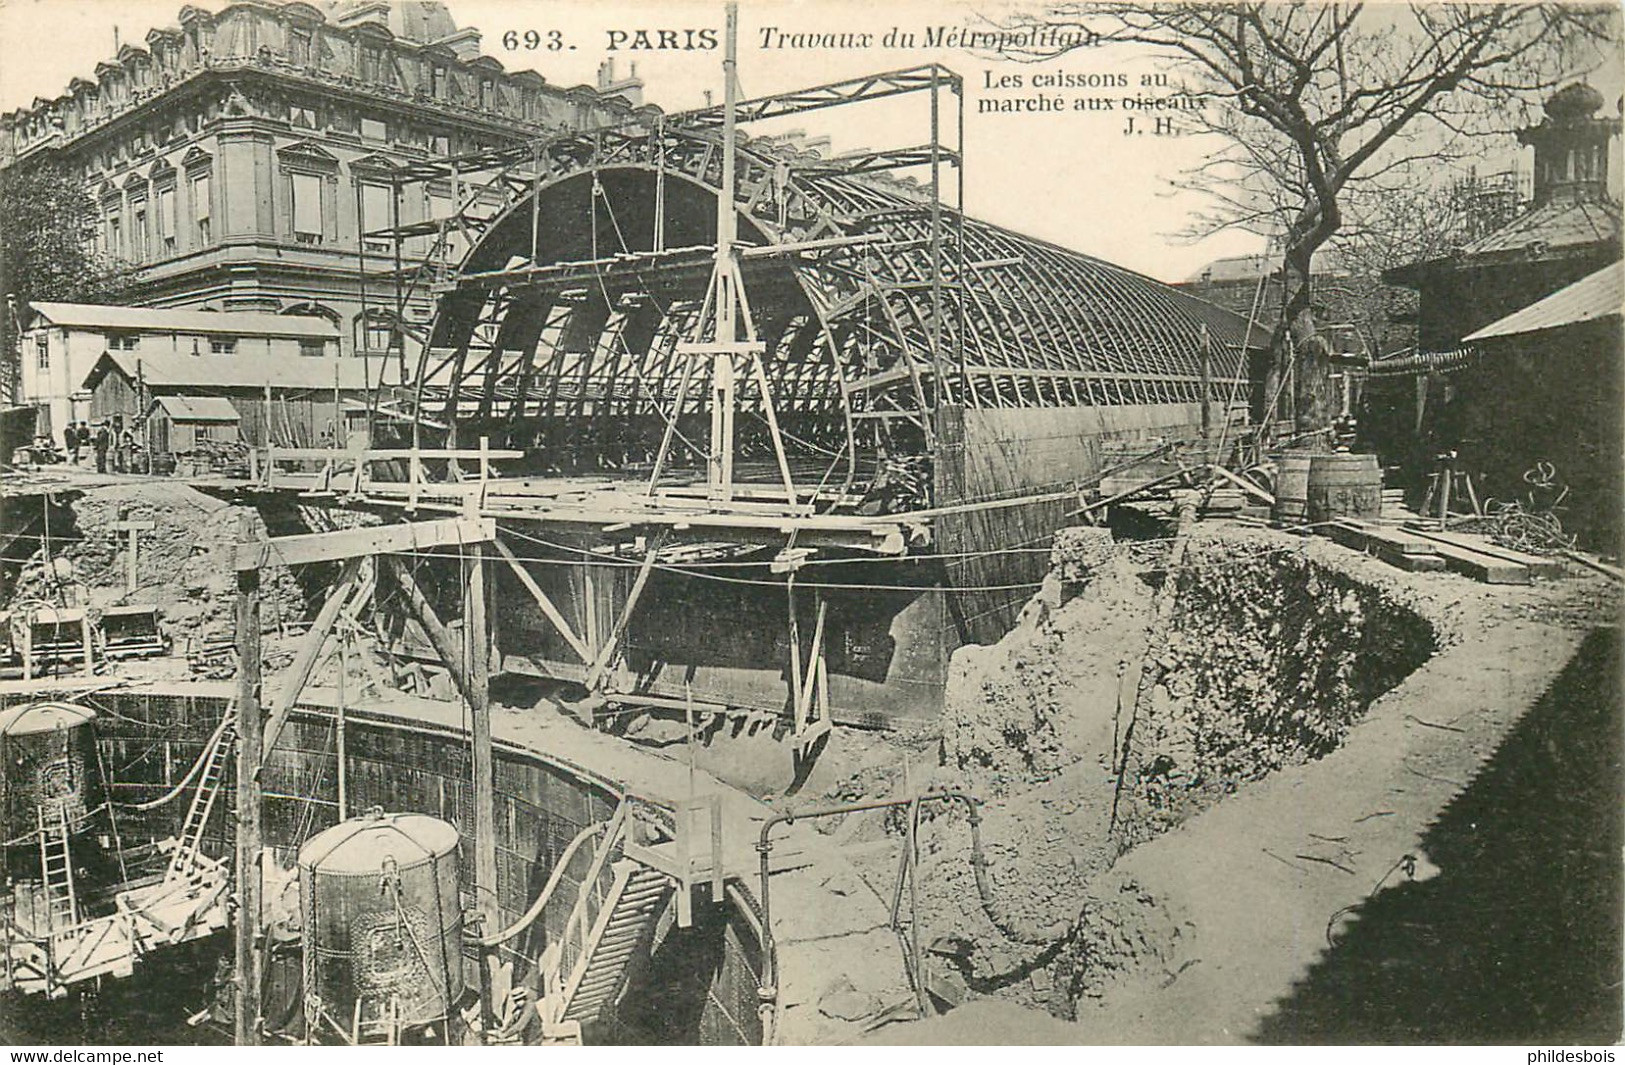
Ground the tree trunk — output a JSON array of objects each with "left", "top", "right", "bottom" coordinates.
[{"left": 1281, "top": 241, "right": 1336, "bottom": 443}]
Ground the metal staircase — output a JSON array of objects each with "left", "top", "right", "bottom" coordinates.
[
  {"left": 36, "top": 805, "right": 79, "bottom": 933},
  {"left": 164, "top": 716, "right": 235, "bottom": 885},
  {"left": 537, "top": 803, "right": 675, "bottom": 1040}
]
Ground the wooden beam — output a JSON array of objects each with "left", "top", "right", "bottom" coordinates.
[
  {"left": 466, "top": 530, "right": 505, "bottom": 1039},
  {"left": 1207, "top": 463, "right": 1275, "bottom": 505},
  {"left": 233, "top": 513, "right": 263, "bottom": 1047},
  {"left": 491, "top": 538, "right": 592, "bottom": 663},
  {"left": 258, "top": 558, "right": 364, "bottom": 769},
  {"left": 582, "top": 542, "right": 662, "bottom": 692},
  {"left": 234, "top": 516, "right": 494, "bottom": 571}
]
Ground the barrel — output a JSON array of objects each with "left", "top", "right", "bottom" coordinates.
[
  {"left": 1271, "top": 453, "right": 1314, "bottom": 526},
  {"left": 1307, "top": 452, "right": 1383, "bottom": 523}
]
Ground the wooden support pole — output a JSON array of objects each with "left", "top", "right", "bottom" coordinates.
[
  {"left": 466, "top": 527, "right": 504, "bottom": 1040},
  {"left": 335, "top": 626, "right": 348, "bottom": 821},
  {"left": 234, "top": 512, "right": 263, "bottom": 1047},
  {"left": 258, "top": 558, "right": 364, "bottom": 769},
  {"left": 381, "top": 554, "right": 505, "bottom": 1035}
]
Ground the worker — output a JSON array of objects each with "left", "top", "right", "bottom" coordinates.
[
  {"left": 93, "top": 420, "right": 111, "bottom": 473},
  {"left": 64, "top": 422, "right": 80, "bottom": 464},
  {"left": 120, "top": 420, "right": 140, "bottom": 475},
  {"left": 111, "top": 414, "right": 128, "bottom": 473}
]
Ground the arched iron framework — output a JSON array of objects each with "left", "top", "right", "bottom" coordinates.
[{"left": 402, "top": 67, "right": 1252, "bottom": 489}]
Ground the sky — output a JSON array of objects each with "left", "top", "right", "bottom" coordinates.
[{"left": 1, "top": 0, "right": 1620, "bottom": 283}]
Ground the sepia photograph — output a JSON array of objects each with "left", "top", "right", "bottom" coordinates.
[{"left": 0, "top": 0, "right": 1619, "bottom": 1049}]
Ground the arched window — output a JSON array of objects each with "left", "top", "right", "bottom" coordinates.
[{"left": 280, "top": 301, "right": 341, "bottom": 327}]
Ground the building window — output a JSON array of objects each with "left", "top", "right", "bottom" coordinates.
[
  {"left": 209, "top": 337, "right": 238, "bottom": 354},
  {"left": 156, "top": 185, "right": 177, "bottom": 253},
  {"left": 431, "top": 64, "right": 447, "bottom": 99},
  {"left": 292, "top": 171, "right": 323, "bottom": 244},
  {"left": 192, "top": 173, "right": 211, "bottom": 244},
  {"left": 361, "top": 47, "right": 387, "bottom": 84},
  {"left": 290, "top": 104, "right": 317, "bottom": 129},
  {"left": 356, "top": 311, "right": 396, "bottom": 354},
  {"left": 35, "top": 333, "right": 48, "bottom": 369},
  {"left": 432, "top": 134, "right": 450, "bottom": 155},
  {"left": 479, "top": 78, "right": 494, "bottom": 110},
  {"left": 289, "top": 29, "right": 312, "bottom": 66},
  {"left": 299, "top": 338, "right": 326, "bottom": 358},
  {"left": 108, "top": 213, "right": 122, "bottom": 259},
  {"left": 360, "top": 183, "right": 391, "bottom": 252},
  {"left": 107, "top": 333, "right": 140, "bottom": 351},
  {"left": 132, "top": 206, "right": 148, "bottom": 261},
  {"left": 360, "top": 117, "right": 387, "bottom": 141}
]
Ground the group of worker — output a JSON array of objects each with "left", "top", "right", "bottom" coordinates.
[{"left": 62, "top": 414, "right": 141, "bottom": 473}]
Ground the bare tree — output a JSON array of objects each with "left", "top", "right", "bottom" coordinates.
[{"left": 1002, "top": 3, "right": 1617, "bottom": 436}]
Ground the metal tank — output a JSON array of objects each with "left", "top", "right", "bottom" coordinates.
[
  {"left": 0, "top": 701, "right": 105, "bottom": 841},
  {"left": 298, "top": 809, "right": 465, "bottom": 1029}
]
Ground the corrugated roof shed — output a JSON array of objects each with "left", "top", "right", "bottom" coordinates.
[
  {"left": 149, "top": 395, "right": 241, "bottom": 422},
  {"left": 1463, "top": 262, "right": 1623, "bottom": 341},
  {"left": 83, "top": 351, "right": 374, "bottom": 392},
  {"left": 29, "top": 302, "right": 338, "bottom": 339}
]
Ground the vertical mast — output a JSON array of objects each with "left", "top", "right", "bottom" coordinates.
[{"left": 707, "top": 2, "right": 741, "bottom": 503}]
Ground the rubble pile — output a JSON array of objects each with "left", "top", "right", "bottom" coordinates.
[
  {"left": 941, "top": 526, "right": 1153, "bottom": 789},
  {"left": 1114, "top": 537, "right": 1438, "bottom": 849},
  {"left": 13, "top": 482, "right": 306, "bottom": 647}
]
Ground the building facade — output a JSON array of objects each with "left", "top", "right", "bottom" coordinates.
[
  {"left": 22, "top": 300, "right": 338, "bottom": 438},
  {"left": 1, "top": 0, "right": 653, "bottom": 372}
]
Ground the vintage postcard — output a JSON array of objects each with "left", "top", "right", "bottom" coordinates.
[{"left": 0, "top": 0, "right": 1619, "bottom": 1051}]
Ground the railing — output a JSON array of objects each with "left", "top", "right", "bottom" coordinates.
[
  {"left": 543, "top": 802, "right": 631, "bottom": 995},
  {"left": 247, "top": 440, "right": 522, "bottom": 508}
]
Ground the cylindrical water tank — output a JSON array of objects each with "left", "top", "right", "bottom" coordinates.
[
  {"left": 298, "top": 810, "right": 465, "bottom": 1029},
  {"left": 0, "top": 701, "right": 104, "bottom": 842}
]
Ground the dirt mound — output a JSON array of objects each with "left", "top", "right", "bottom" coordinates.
[{"left": 941, "top": 537, "right": 1155, "bottom": 789}]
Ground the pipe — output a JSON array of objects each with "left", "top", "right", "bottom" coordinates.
[{"left": 476, "top": 819, "right": 607, "bottom": 947}]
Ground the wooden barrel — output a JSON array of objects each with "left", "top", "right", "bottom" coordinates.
[
  {"left": 1272, "top": 452, "right": 1314, "bottom": 525},
  {"left": 1307, "top": 452, "right": 1383, "bottom": 523}
]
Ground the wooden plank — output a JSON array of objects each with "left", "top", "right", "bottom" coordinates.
[
  {"left": 234, "top": 516, "right": 495, "bottom": 570},
  {"left": 1207, "top": 463, "right": 1275, "bottom": 505},
  {"left": 1370, "top": 540, "right": 1447, "bottom": 573},
  {"left": 1405, "top": 526, "right": 1565, "bottom": 578},
  {"left": 1324, "top": 520, "right": 1447, "bottom": 573},
  {"left": 1423, "top": 539, "right": 1532, "bottom": 585},
  {"left": 491, "top": 538, "right": 593, "bottom": 663},
  {"left": 259, "top": 558, "right": 364, "bottom": 767},
  {"left": 1561, "top": 549, "right": 1624, "bottom": 582},
  {"left": 582, "top": 544, "right": 662, "bottom": 692}
]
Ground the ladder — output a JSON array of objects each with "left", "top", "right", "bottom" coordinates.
[
  {"left": 538, "top": 804, "right": 674, "bottom": 1035},
  {"left": 164, "top": 717, "right": 236, "bottom": 885},
  {"left": 36, "top": 805, "right": 79, "bottom": 933}
]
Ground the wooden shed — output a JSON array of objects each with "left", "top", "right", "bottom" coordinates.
[{"left": 147, "top": 395, "right": 241, "bottom": 453}]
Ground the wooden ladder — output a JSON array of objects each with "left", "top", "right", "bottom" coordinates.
[
  {"left": 538, "top": 804, "right": 674, "bottom": 1036},
  {"left": 164, "top": 716, "right": 236, "bottom": 885},
  {"left": 36, "top": 805, "right": 79, "bottom": 933}
]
